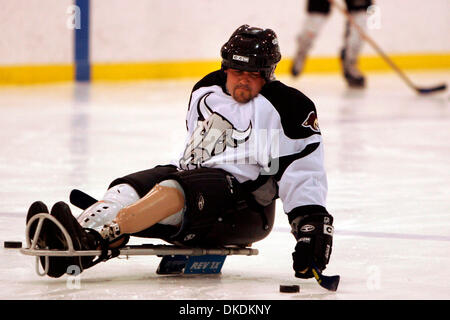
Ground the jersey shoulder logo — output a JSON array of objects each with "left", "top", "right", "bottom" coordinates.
[{"left": 301, "top": 111, "right": 320, "bottom": 133}]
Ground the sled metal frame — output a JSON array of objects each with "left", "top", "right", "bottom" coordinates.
[{"left": 21, "top": 213, "right": 258, "bottom": 276}]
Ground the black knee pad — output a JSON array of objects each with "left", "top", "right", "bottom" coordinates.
[
  {"left": 108, "top": 165, "right": 178, "bottom": 197},
  {"left": 307, "top": 0, "right": 372, "bottom": 14},
  {"left": 167, "top": 168, "right": 275, "bottom": 247},
  {"left": 345, "top": 0, "right": 372, "bottom": 12},
  {"left": 307, "top": 0, "right": 331, "bottom": 14}
]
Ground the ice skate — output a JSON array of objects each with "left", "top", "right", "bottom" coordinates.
[
  {"left": 26, "top": 201, "right": 103, "bottom": 278},
  {"left": 291, "top": 49, "right": 308, "bottom": 77},
  {"left": 26, "top": 201, "right": 54, "bottom": 275},
  {"left": 340, "top": 48, "right": 365, "bottom": 88},
  {"left": 48, "top": 201, "right": 105, "bottom": 277},
  {"left": 26, "top": 201, "right": 49, "bottom": 242}
]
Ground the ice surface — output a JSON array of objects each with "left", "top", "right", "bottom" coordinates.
[{"left": 0, "top": 71, "right": 449, "bottom": 300}]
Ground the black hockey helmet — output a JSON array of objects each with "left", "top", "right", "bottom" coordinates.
[{"left": 221, "top": 25, "right": 281, "bottom": 81}]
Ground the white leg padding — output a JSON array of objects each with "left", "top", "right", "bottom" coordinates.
[
  {"left": 344, "top": 11, "right": 366, "bottom": 63},
  {"left": 102, "top": 183, "right": 141, "bottom": 207},
  {"left": 292, "top": 13, "right": 328, "bottom": 74},
  {"left": 296, "top": 13, "right": 328, "bottom": 50},
  {"left": 77, "top": 184, "right": 140, "bottom": 232}
]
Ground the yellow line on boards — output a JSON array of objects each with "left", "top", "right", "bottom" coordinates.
[
  {"left": 0, "top": 65, "right": 74, "bottom": 85},
  {"left": 0, "top": 53, "right": 448, "bottom": 85}
]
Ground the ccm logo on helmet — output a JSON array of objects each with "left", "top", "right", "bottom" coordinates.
[{"left": 232, "top": 54, "right": 249, "bottom": 63}]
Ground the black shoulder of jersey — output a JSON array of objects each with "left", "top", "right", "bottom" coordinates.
[
  {"left": 192, "top": 69, "right": 227, "bottom": 93},
  {"left": 260, "top": 81, "right": 321, "bottom": 139},
  {"left": 188, "top": 69, "right": 227, "bottom": 112}
]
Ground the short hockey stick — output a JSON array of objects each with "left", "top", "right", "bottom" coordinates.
[
  {"left": 69, "top": 189, "right": 98, "bottom": 210},
  {"left": 330, "top": 0, "right": 447, "bottom": 94},
  {"left": 311, "top": 261, "right": 340, "bottom": 292}
]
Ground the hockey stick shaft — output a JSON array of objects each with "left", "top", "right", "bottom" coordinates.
[{"left": 330, "top": 0, "right": 447, "bottom": 94}]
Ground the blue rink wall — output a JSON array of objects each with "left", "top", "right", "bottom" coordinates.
[{"left": 0, "top": 0, "right": 449, "bottom": 84}]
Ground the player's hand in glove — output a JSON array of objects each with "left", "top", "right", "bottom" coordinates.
[{"left": 291, "top": 212, "right": 334, "bottom": 279}]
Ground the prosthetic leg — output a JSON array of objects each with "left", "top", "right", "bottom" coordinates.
[
  {"left": 340, "top": 10, "right": 367, "bottom": 87},
  {"left": 77, "top": 180, "right": 185, "bottom": 244},
  {"left": 96, "top": 181, "right": 185, "bottom": 243}
]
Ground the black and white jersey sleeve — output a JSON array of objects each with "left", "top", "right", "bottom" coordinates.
[{"left": 260, "top": 81, "right": 328, "bottom": 222}]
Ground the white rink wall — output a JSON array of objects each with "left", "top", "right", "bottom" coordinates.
[
  {"left": 0, "top": 0, "right": 449, "bottom": 65},
  {"left": 0, "top": 0, "right": 73, "bottom": 65}
]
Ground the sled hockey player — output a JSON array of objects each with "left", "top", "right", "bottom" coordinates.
[
  {"left": 291, "top": 0, "right": 372, "bottom": 87},
  {"left": 26, "top": 25, "right": 334, "bottom": 280}
]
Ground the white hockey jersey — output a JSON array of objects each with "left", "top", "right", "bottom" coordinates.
[{"left": 172, "top": 70, "right": 328, "bottom": 221}]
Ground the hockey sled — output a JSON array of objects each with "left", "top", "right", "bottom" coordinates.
[{"left": 21, "top": 213, "right": 258, "bottom": 277}]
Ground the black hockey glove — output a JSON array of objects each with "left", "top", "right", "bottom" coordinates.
[{"left": 291, "top": 212, "right": 333, "bottom": 279}]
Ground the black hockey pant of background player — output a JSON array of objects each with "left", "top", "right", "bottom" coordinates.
[
  {"left": 307, "top": 0, "right": 372, "bottom": 13},
  {"left": 108, "top": 165, "right": 275, "bottom": 247}
]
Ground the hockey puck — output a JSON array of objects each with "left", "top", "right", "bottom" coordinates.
[
  {"left": 3, "top": 241, "right": 22, "bottom": 249},
  {"left": 279, "top": 284, "right": 300, "bottom": 293}
]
